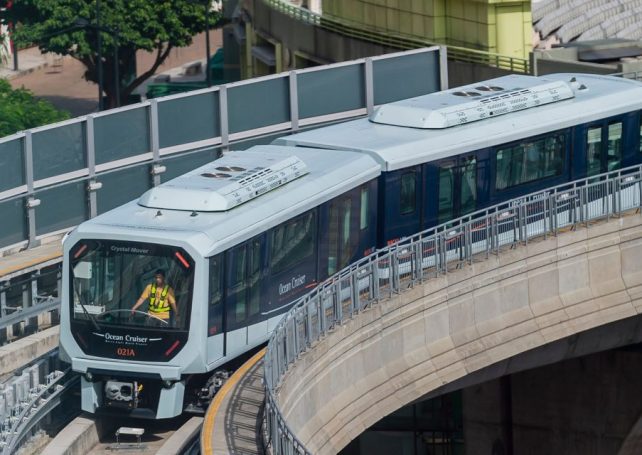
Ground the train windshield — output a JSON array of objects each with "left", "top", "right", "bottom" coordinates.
[{"left": 69, "top": 240, "right": 195, "bottom": 331}]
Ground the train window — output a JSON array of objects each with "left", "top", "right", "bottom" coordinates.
[
  {"left": 639, "top": 116, "right": 642, "bottom": 153},
  {"left": 69, "top": 240, "right": 195, "bottom": 331},
  {"left": 229, "top": 245, "right": 247, "bottom": 323},
  {"left": 438, "top": 165, "right": 455, "bottom": 223},
  {"left": 460, "top": 157, "right": 477, "bottom": 216},
  {"left": 607, "top": 122, "right": 622, "bottom": 171},
  {"left": 587, "top": 127, "right": 602, "bottom": 177},
  {"left": 340, "top": 198, "right": 353, "bottom": 268},
  {"left": 270, "top": 211, "right": 317, "bottom": 275},
  {"left": 208, "top": 255, "right": 223, "bottom": 336},
  {"left": 248, "top": 239, "right": 261, "bottom": 318},
  {"left": 496, "top": 132, "right": 565, "bottom": 189},
  {"left": 400, "top": 172, "right": 416, "bottom": 214},
  {"left": 360, "top": 187, "right": 369, "bottom": 230}
]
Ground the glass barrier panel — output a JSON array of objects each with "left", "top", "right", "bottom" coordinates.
[
  {"left": 298, "top": 64, "right": 365, "bottom": 119},
  {"left": 0, "top": 198, "right": 26, "bottom": 248},
  {"left": 33, "top": 122, "right": 86, "bottom": 180},
  {"left": 36, "top": 181, "right": 87, "bottom": 235},
  {"left": 97, "top": 164, "right": 151, "bottom": 214},
  {"left": 228, "top": 76, "right": 290, "bottom": 134},
  {"left": 373, "top": 51, "right": 440, "bottom": 105},
  {"left": 94, "top": 106, "right": 150, "bottom": 165},
  {"left": 0, "top": 138, "right": 25, "bottom": 193},
  {"left": 158, "top": 91, "right": 220, "bottom": 149}
]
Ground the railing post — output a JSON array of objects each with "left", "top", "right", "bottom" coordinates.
[
  {"left": 219, "top": 85, "right": 230, "bottom": 153},
  {"left": 289, "top": 71, "right": 299, "bottom": 132},
  {"left": 23, "top": 131, "right": 40, "bottom": 249},
  {"left": 318, "top": 294, "right": 325, "bottom": 336},
  {"left": 372, "top": 259, "right": 380, "bottom": 301},
  {"left": 149, "top": 99, "right": 162, "bottom": 186},
  {"left": 351, "top": 273, "right": 359, "bottom": 315},
  {"left": 0, "top": 288, "right": 6, "bottom": 344},
  {"left": 364, "top": 58, "right": 374, "bottom": 117},
  {"left": 85, "top": 114, "right": 99, "bottom": 218},
  {"left": 335, "top": 281, "right": 342, "bottom": 324}
]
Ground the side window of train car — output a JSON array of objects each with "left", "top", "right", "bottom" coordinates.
[
  {"left": 586, "top": 126, "right": 602, "bottom": 177},
  {"left": 495, "top": 131, "right": 565, "bottom": 190},
  {"left": 639, "top": 115, "right": 642, "bottom": 154},
  {"left": 460, "top": 156, "right": 477, "bottom": 216},
  {"left": 228, "top": 245, "right": 247, "bottom": 325},
  {"left": 607, "top": 122, "right": 623, "bottom": 172},
  {"left": 400, "top": 172, "right": 416, "bottom": 214},
  {"left": 438, "top": 165, "right": 455, "bottom": 223},
  {"left": 328, "top": 197, "right": 356, "bottom": 276},
  {"left": 360, "top": 186, "right": 369, "bottom": 231},
  {"left": 586, "top": 121, "right": 623, "bottom": 176},
  {"left": 208, "top": 255, "right": 223, "bottom": 336},
  {"left": 270, "top": 211, "right": 317, "bottom": 276}
]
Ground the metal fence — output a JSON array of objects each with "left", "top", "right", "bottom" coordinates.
[
  {"left": 262, "top": 0, "right": 531, "bottom": 74},
  {"left": 0, "top": 47, "right": 443, "bottom": 252},
  {"left": 263, "top": 164, "right": 642, "bottom": 454}
]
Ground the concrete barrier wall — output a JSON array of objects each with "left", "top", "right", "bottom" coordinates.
[
  {"left": 276, "top": 213, "right": 642, "bottom": 454},
  {"left": 0, "top": 326, "right": 59, "bottom": 377}
]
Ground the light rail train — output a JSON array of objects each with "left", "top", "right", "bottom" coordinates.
[{"left": 59, "top": 73, "right": 642, "bottom": 418}]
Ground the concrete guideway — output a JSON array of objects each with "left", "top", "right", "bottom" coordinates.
[
  {"left": 275, "top": 212, "right": 642, "bottom": 454},
  {"left": 0, "top": 241, "right": 62, "bottom": 282},
  {"left": 0, "top": 325, "right": 58, "bottom": 377},
  {"left": 202, "top": 348, "right": 266, "bottom": 455}
]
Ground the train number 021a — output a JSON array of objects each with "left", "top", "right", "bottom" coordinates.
[{"left": 116, "top": 347, "right": 136, "bottom": 357}]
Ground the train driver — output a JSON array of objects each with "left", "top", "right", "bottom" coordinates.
[{"left": 130, "top": 269, "right": 178, "bottom": 324}]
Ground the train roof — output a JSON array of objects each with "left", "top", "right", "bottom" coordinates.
[
  {"left": 76, "top": 145, "right": 380, "bottom": 255},
  {"left": 275, "top": 73, "right": 642, "bottom": 171}
]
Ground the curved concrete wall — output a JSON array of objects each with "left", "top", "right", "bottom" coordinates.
[{"left": 277, "top": 213, "right": 642, "bottom": 454}]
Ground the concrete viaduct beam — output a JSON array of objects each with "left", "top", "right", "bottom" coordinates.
[{"left": 276, "top": 213, "right": 642, "bottom": 454}]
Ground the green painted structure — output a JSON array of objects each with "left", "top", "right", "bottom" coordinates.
[{"left": 322, "top": 0, "right": 532, "bottom": 59}]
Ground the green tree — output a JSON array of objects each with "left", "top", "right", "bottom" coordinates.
[
  {"left": 2, "top": 0, "right": 221, "bottom": 108},
  {"left": 0, "top": 79, "right": 69, "bottom": 137}
]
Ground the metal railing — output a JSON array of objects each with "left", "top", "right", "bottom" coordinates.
[
  {"left": 263, "top": 164, "right": 642, "bottom": 454},
  {"left": 261, "top": 0, "right": 531, "bottom": 74},
  {"left": 1, "top": 264, "right": 61, "bottom": 332},
  {"left": 0, "top": 362, "right": 75, "bottom": 455}
]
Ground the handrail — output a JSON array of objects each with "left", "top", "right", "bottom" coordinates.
[
  {"left": 263, "top": 163, "right": 642, "bottom": 454},
  {"left": 261, "top": 0, "right": 531, "bottom": 74},
  {"left": 1, "top": 367, "right": 74, "bottom": 455}
]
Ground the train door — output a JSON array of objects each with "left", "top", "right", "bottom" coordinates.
[
  {"left": 584, "top": 118, "right": 624, "bottom": 177},
  {"left": 380, "top": 167, "right": 422, "bottom": 244},
  {"left": 224, "top": 235, "right": 266, "bottom": 356},
  {"left": 324, "top": 193, "right": 359, "bottom": 277},
  {"left": 426, "top": 154, "right": 479, "bottom": 227},
  {"left": 206, "top": 254, "right": 225, "bottom": 364}
]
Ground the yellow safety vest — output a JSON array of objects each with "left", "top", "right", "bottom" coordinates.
[{"left": 148, "top": 283, "right": 170, "bottom": 319}]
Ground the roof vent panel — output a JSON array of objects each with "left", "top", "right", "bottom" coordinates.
[
  {"left": 139, "top": 152, "right": 309, "bottom": 212},
  {"left": 369, "top": 77, "right": 576, "bottom": 129}
]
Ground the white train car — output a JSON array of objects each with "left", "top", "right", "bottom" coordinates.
[{"left": 60, "top": 73, "right": 642, "bottom": 418}]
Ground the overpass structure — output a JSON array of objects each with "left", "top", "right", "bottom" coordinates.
[{"left": 264, "top": 166, "right": 642, "bottom": 454}]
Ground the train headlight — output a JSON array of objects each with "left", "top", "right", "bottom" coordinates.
[
  {"left": 162, "top": 380, "right": 173, "bottom": 389},
  {"left": 85, "top": 372, "right": 94, "bottom": 382}
]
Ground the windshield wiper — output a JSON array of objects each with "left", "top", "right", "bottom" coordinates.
[{"left": 73, "top": 285, "right": 102, "bottom": 332}]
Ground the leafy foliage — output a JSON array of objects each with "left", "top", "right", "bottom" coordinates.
[
  {"left": 0, "top": 79, "right": 69, "bottom": 137},
  {"left": 1, "top": 0, "right": 221, "bottom": 107}
]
